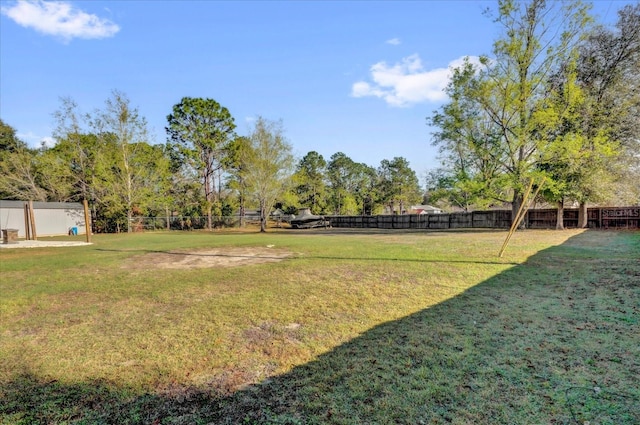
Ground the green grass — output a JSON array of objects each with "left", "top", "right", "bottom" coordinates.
[{"left": 0, "top": 229, "right": 638, "bottom": 424}]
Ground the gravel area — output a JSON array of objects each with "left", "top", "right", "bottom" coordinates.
[{"left": 0, "top": 240, "right": 93, "bottom": 249}]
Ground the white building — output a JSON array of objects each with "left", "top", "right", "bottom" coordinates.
[
  {"left": 410, "top": 205, "right": 443, "bottom": 214},
  {"left": 0, "top": 200, "right": 86, "bottom": 238}
]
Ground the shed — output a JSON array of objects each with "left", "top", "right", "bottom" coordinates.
[{"left": 0, "top": 200, "right": 86, "bottom": 238}]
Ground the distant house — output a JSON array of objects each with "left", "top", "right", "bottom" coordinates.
[
  {"left": 236, "top": 209, "right": 261, "bottom": 219},
  {"left": 410, "top": 204, "right": 443, "bottom": 215},
  {"left": 0, "top": 200, "right": 86, "bottom": 237}
]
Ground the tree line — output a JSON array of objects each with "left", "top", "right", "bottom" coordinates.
[
  {"left": 0, "top": 94, "right": 423, "bottom": 233},
  {"left": 425, "top": 1, "right": 639, "bottom": 229},
  {"left": 2, "top": 1, "right": 637, "bottom": 232}
]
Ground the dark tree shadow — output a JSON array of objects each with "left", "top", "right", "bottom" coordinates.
[{"left": 2, "top": 231, "right": 638, "bottom": 424}]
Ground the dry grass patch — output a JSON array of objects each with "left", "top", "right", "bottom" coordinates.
[{"left": 121, "top": 246, "right": 293, "bottom": 269}]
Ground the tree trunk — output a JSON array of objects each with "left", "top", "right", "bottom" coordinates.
[
  {"left": 511, "top": 191, "right": 526, "bottom": 229},
  {"left": 556, "top": 200, "right": 564, "bottom": 230},
  {"left": 578, "top": 202, "right": 588, "bottom": 228},
  {"left": 204, "top": 160, "right": 213, "bottom": 231},
  {"left": 259, "top": 200, "right": 267, "bottom": 233}
]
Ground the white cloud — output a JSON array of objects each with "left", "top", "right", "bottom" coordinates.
[
  {"left": 1, "top": 0, "right": 120, "bottom": 42},
  {"left": 17, "top": 131, "right": 56, "bottom": 148},
  {"left": 40, "top": 136, "right": 56, "bottom": 148},
  {"left": 386, "top": 38, "right": 401, "bottom": 46},
  {"left": 351, "top": 54, "right": 482, "bottom": 107}
]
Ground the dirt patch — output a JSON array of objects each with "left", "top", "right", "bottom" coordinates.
[{"left": 122, "top": 247, "right": 293, "bottom": 270}]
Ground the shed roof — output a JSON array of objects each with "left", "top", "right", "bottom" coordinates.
[{"left": 0, "top": 200, "right": 83, "bottom": 210}]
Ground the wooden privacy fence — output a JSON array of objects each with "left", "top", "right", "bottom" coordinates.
[
  {"left": 327, "top": 210, "right": 512, "bottom": 230},
  {"left": 527, "top": 207, "right": 640, "bottom": 229},
  {"left": 326, "top": 207, "right": 639, "bottom": 230}
]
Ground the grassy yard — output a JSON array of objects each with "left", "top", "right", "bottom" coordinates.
[{"left": 0, "top": 229, "right": 638, "bottom": 424}]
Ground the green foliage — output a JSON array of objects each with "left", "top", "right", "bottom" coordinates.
[
  {"left": 327, "top": 152, "right": 378, "bottom": 215},
  {"left": 533, "top": 4, "right": 640, "bottom": 218},
  {"left": 428, "top": 0, "right": 593, "bottom": 215},
  {"left": 377, "top": 157, "right": 423, "bottom": 214},
  {"left": 35, "top": 146, "right": 76, "bottom": 202},
  {"left": 292, "top": 151, "right": 329, "bottom": 214},
  {"left": 429, "top": 1, "right": 639, "bottom": 214},
  {"left": 88, "top": 91, "right": 160, "bottom": 231},
  {"left": 425, "top": 168, "right": 505, "bottom": 211},
  {"left": 51, "top": 97, "right": 97, "bottom": 202},
  {"left": 166, "top": 97, "right": 237, "bottom": 229},
  {"left": 0, "top": 119, "right": 27, "bottom": 153},
  {"left": 2, "top": 92, "right": 429, "bottom": 230},
  {"left": 572, "top": 4, "right": 640, "bottom": 206},
  {"left": 427, "top": 59, "right": 507, "bottom": 211},
  {"left": 241, "top": 117, "right": 295, "bottom": 232},
  {"left": 166, "top": 97, "right": 236, "bottom": 164}
]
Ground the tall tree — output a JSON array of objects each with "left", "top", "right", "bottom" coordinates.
[
  {"left": 572, "top": 3, "right": 640, "bottom": 223},
  {"left": 293, "top": 151, "right": 328, "bottom": 214},
  {"left": 91, "top": 90, "right": 155, "bottom": 232},
  {"left": 536, "top": 57, "right": 593, "bottom": 229},
  {"left": 36, "top": 146, "right": 76, "bottom": 202},
  {"left": 427, "top": 59, "right": 506, "bottom": 211},
  {"left": 428, "top": 0, "right": 591, "bottom": 220},
  {"left": 327, "top": 152, "right": 359, "bottom": 215},
  {"left": 538, "top": 3, "right": 640, "bottom": 227},
  {"left": 377, "top": 157, "right": 422, "bottom": 214},
  {"left": 241, "top": 117, "right": 295, "bottom": 232},
  {"left": 166, "top": 97, "right": 236, "bottom": 230},
  {"left": 52, "top": 97, "right": 95, "bottom": 203},
  {"left": 325, "top": 153, "right": 379, "bottom": 215},
  {"left": 225, "top": 135, "right": 252, "bottom": 226},
  {"left": 351, "top": 162, "right": 379, "bottom": 215}
]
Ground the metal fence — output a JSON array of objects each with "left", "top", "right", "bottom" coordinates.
[{"left": 129, "top": 216, "right": 249, "bottom": 231}]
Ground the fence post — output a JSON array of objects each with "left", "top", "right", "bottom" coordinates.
[
  {"left": 24, "top": 203, "right": 31, "bottom": 240},
  {"left": 28, "top": 200, "right": 37, "bottom": 240},
  {"left": 598, "top": 208, "right": 602, "bottom": 229},
  {"left": 83, "top": 199, "right": 91, "bottom": 243}
]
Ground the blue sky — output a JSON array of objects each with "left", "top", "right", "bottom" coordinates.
[{"left": 0, "top": 0, "right": 625, "bottom": 179}]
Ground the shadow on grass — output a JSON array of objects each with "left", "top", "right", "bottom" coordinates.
[{"left": 2, "top": 231, "right": 639, "bottom": 424}]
